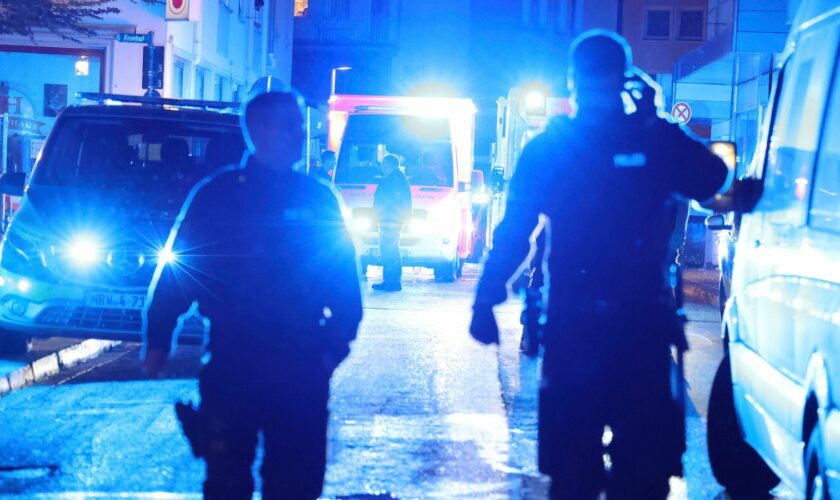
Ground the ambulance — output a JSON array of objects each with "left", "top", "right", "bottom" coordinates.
[
  {"left": 481, "top": 86, "right": 571, "bottom": 252},
  {"left": 328, "top": 95, "right": 479, "bottom": 282}
]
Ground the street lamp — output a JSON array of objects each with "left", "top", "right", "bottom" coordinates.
[{"left": 331, "top": 66, "right": 352, "bottom": 95}]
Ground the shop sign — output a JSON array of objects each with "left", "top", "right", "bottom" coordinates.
[{"left": 0, "top": 84, "right": 45, "bottom": 136}]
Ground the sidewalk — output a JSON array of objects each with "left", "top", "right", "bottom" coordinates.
[{"left": 0, "top": 337, "right": 119, "bottom": 397}]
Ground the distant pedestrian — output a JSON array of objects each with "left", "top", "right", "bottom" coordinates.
[
  {"left": 311, "top": 149, "right": 336, "bottom": 181},
  {"left": 143, "top": 77, "right": 362, "bottom": 499},
  {"left": 372, "top": 154, "right": 412, "bottom": 291},
  {"left": 471, "top": 30, "right": 737, "bottom": 499}
]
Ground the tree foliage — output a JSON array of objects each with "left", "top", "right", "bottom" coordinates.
[{"left": 0, "top": 0, "right": 123, "bottom": 40}]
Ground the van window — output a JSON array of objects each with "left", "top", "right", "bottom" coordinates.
[
  {"left": 810, "top": 50, "right": 840, "bottom": 233},
  {"left": 335, "top": 114, "right": 454, "bottom": 187},
  {"left": 761, "top": 22, "right": 839, "bottom": 225}
]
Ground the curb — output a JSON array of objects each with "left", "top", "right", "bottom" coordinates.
[
  {"left": 0, "top": 339, "right": 121, "bottom": 397},
  {"left": 683, "top": 284, "right": 718, "bottom": 307}
]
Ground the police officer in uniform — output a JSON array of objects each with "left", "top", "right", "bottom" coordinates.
[
  {"left": 372, "top": 153, "right": 412, "bottom": 291},
  {"left": 471, "top": 31, "right": 736, "bottom": 499},
  {"left": 143, "top": 79, "right": 362, "bottom": 499}
]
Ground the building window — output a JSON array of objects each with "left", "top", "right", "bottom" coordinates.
[
  {"left": 645, "top": 9, "right": 671, "bottom": 40},
  {"left": 174, "top": 60, "right": 185, "bottom": 98},
  {"left": 329, "top": 0, "right": 349, "bottom": 18},
  {"left": 678, "top": 10, "right": 704, "bottom": 40},
  {"left": 215, "top": 76, "right": 227, "bottom": 101},
  {"left": 195, "top": 69, "right": 206, "bottom": 100},
  {"left": 218, "top": 1, "right": 231, "bottom": 57},
  {"left": 295, "top": 0, "right": 308, "bottom": 17}
]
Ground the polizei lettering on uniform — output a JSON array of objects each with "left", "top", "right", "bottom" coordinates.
[{"left": 613, "top": 152, "right": 648, "bottom": 168}]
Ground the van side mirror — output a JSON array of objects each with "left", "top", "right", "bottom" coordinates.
[
  {"left": 705, "top": 214, "right": 732, "bottom": 231},
  {"left": 0, "top": 172, "right": 26, "bottom": 196},
  {"left": 471, "top": 169, "right": 485, "bottom": 191}
]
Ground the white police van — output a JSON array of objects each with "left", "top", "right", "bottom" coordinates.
[
  {"left": 707, "top": 1, "right": 840, "bottom": 498},
  {"left": 0, "top": 94, "right": 245, "bottom": 355}
]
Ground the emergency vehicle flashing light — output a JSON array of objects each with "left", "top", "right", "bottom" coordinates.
[
  {"left": 157, "top": 248, "right": 177, "bottom": 265},
  {"left": 67, "top": 235, "right": 102, "bottom": 267}
]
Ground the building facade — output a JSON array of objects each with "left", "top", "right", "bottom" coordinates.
[
  {"left": 292, "top": 0, "right": 626, "bottom": 160},
  {"left": 672, "top": 0, "right": 796, "bottom": 169},
  {"left": 0, "top": 0, "right": 292, "bottom": 175}
]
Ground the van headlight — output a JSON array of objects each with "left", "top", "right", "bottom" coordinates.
[
  {"left": 157, "top": 247, "right": 177, "bottom": 265},
  {"left": 353, "top": 216, "right": 373, "bottom": 232}
]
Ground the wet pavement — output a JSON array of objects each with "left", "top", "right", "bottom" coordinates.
[{"left": 0, "top": 265, "right": 796, "bottom": 498}]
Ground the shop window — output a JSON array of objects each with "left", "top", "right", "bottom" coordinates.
[
  {"left": 678, "top": 10, "right": 704, "bottom": 41},
  {"left": 810, "top": 56, "right": 840, "bottom": 233},
  {"left": 645, "top": 10, "right": 671, "bottom": 40},
  {"left": 294, "top": 0, "right": 308, "bottom": 17}
]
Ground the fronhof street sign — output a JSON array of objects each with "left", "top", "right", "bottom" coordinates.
[
  {"left": 167, "top": 0, "right": 190, "bottom": 20},
  {"left": 114, "top": 33, "right": 151, "bottom": 44},
  {"left": 671, "top": 101, "right": 692, "bottom": 125}
]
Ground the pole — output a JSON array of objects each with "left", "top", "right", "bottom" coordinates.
[
  {"left": 1, "top": 114, "right": 7, "bottom": 233},
  {"left": 306, "top": 106, "right": 312, "bottom": 174},
  {"left": 146, "top": 31, "right": 157, "bottom": 97},
  {"left": 330, "top": 69, "right": 337, "bottom": 96}
]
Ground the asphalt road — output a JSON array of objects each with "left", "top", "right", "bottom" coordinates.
[{"left": 0, "top": 265, "right": 796, "bottom": 498}]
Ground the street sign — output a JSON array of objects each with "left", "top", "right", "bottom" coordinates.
[
  {"left": 114, "top": 33, "right": 151, "bottom": 44},
  {"left": 671, "top": 101, "right": 692, "bottom": 125},
  {"left": 166, "top": 0, "right": 190, "bottom": 20},
  {"left": 142, "top": 46, "right": 165, "bottom": 90}
]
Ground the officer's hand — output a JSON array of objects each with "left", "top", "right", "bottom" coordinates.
[
  {"left": 143, "top": 347, "right": 169, "bottom": 377},
  {"left": 470, "top": 305, "right": 500, "bottom": 345},
  {"left": 626, "top": 67, "right": 661, "bottom": 118}
]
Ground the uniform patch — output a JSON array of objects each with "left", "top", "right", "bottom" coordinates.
[{"left": 613, "top": 152, "right": 647, "bottom": 168}]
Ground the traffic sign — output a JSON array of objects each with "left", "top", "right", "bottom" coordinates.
[
  {"left": 114, "top": 33, "right": 151, "bottom": 44},
  {"left": 671, "top": 102, "right": 692, "bottom": 124}
]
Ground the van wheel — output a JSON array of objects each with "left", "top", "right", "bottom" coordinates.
[
  {"left": 434, "top": 256, "right": 459, "bottom": 283},
  {"left": 0, "top": 329, "right": 33, "bottom": 356},
  {"left": 707, "top": 354, "right": 779, "bottom": 496},
  {"left": 805, "top": 426, "right": 828, "bottom": 500}
]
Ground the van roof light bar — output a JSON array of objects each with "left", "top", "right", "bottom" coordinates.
[{"left": 76, "top": 92, "right": 241, "bottom": 111}]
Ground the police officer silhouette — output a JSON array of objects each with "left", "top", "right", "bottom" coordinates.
[
  {"left": 471, "top": 31, "right": 734, "bottom": 499},
  {"left": 143, "top": 78, "right": 363, "bottom": 499}
]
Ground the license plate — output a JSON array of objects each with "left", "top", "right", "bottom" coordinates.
[
  {"left": 368, "top": 248, "right": 409, "bottom": 258},
  {"left": 85, "top": 291, "right": 147, "bottom": 310}
]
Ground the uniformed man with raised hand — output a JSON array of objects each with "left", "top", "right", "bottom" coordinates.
[{"left": 471, "top": 30, "right": 736, "bottom": 499}]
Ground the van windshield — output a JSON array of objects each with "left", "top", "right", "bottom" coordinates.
[
  {"left": 335, "top": 114, "right": 454, "bottom": 187},
  {"left": 31, "top": 115, "right": 245, "bottom": 198}
]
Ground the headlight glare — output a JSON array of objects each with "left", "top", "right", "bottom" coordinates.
[
  {"left": 158, "top": 248, "right": 177, "bottom": 265},
  {"left": 67, "top": 236, "right": 102, "bottom": 267},
  {"left": 353, "top": 217, "right": 372, "bottom": 232}
]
